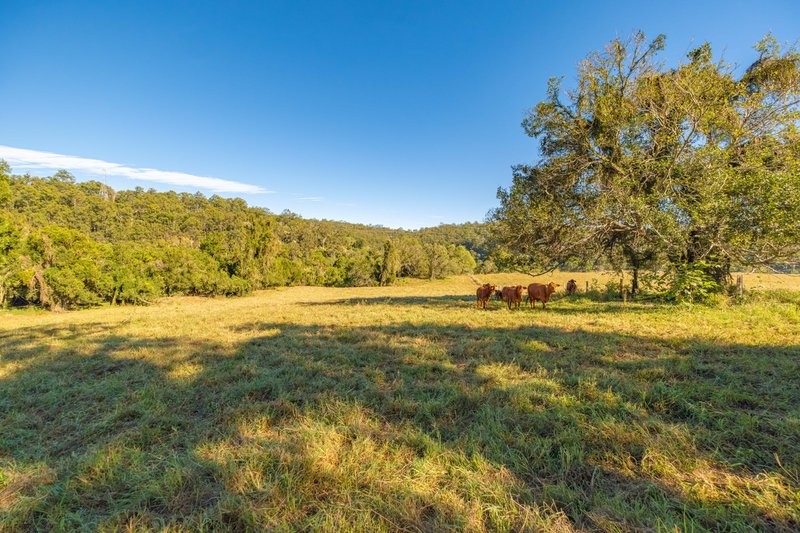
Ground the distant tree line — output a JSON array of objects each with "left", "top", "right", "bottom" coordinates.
[{"left": 0, "top": 163, "right": 486, "bottom": 309}]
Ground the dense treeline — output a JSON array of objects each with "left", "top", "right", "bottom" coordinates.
[{"left": 0, "top": 162, "right": 486, "bottom": 309}]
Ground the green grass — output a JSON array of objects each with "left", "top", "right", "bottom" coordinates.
[{"left": 1, "top": 275, "right": 799, "bottom": 531}]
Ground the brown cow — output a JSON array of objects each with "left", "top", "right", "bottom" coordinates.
[
  {"left": 527, "top": 282, "right": 559, "bottom": 309},
  {"left": 476, "top": 284, "right": 496, "bottom": 309},
  {"left": 565, "top": 279, "right": 578, "bottom": 295},
  {"left": 500, "top": 285, "right": 525, "bottom": 310}
]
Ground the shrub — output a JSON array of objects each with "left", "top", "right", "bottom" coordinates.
[{"left": 664, "top": 263, "right": 720, "bottom": 304}]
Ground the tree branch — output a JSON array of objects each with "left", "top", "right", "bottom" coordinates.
[{"left": 513, "top": 263, "right": 561, "bottom": 278}]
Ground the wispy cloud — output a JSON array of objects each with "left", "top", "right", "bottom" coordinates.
[
  {"left": 0, "top": 145, "right": 272, "bottom": 194},
  {"left": 293, "top": 193, "right": 324, "bottom": 202}
]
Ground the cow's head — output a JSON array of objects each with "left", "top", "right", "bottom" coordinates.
[{"left": 547, "top": 282, "right": 559, "bottom": 295}]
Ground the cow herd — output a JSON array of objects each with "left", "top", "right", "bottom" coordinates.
[{"left": 476, "top": 280, "right": 577, "bottom": 310}]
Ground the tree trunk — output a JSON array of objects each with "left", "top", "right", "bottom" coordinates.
[
  {"left": 631, "top": 267, "right": 639, "bottom": 296},
  {"left": 31, "top": 269, "right": 52, "bottom": 309}
]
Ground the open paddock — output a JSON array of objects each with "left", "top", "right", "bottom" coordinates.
[{"left": 1, "top": 275, "right": 799, "bottom": 531}]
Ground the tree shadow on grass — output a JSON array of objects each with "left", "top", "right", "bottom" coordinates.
[
  {"left": 298, "top": 294, "right": 667, "bottom": 316},
  {"left": 1, "top": 319, "right": 798, "bottom": 531},
  {"left": 299, "top": 294, "right": 473, "bottom": 308}
]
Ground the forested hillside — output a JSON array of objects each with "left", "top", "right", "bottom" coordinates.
[{"left": 0, "top": 162, "right": 490, "bottom": 309}]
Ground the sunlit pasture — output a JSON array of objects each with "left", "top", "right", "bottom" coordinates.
[{"left": 1, "top": 274, "right": 799, "bottom": 531}]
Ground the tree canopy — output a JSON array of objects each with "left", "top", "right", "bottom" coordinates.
[
  {"left": 491, "top": 32, "right": 800, "bottom": 290},
  {"left": 0, "top": 168, "right": 487, "bottom": 309}
]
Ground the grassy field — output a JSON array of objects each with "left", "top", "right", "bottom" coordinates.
[{"left": 1, "top": 274, "right": 799, "bottom": 532}]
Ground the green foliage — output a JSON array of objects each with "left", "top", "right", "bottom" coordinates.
[
  {"left": 425, "top": 243, "right": 450, "bottom": 279},
  {"left": 378, "top": 240, "right": 399, "bottom": 286},
  {"left": 0, "top": 160, "right": 11, "bottom": 207},
  {"left": 422, "top": 243, "right": 475, "bottom": 279},
  {"left": 450, "top": 245, "right": 477, "bottom": 274},
  {"left": 344, "top": 250, "right": 379, "bottom": 287},
  {"left": 0, "top": 213, "right": 22, "bottom": 306},
  {"left": 40, "top": 226, "right": 114, "bottom": 308},
  {"left": 664, "top": 263, "right": 720, "bottom": 304},
  {"left": 414, "top": 222, "right": 493, "bottom": 260},
  {"left": 638, "top": 264, "right": 721, "bottom": 304},
  {"left": 602, "top": 279, "right": 622, "bottom": 299},
  {"left": 0, "top": 166, "right": 487, "bottom": 308},
  {"left": 476, "top": 257, "right": 496, "bottom": 274},
  {"left": 157, "top": 246, "right": 234, "bottom": 296},
  {"left": 1, "top": 225, "right": 115, "bottom": 309},
  {"left": 108, "top": 245, "right": 163, "bottom": 305},
  {"left": 395, "top": 236, "right": 427, "bottom": 277},
  {"left": 263, "top": 256, "right": 303, "bottom": 287},
  {"left": 492, "top": 32, "right": 800, "bottom": 285}
]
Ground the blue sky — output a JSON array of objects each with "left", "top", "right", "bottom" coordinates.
[{"left": 1, "top": 1, "right": 798, "bottom": 228}]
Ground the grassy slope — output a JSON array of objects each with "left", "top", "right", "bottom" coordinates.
[{"left": 1, "top": 274, "right": 799, "bottom": 532}]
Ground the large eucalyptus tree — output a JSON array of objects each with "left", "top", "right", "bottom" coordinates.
[{"left": 492, "top": 32, "right": 800, "bottom": 289}]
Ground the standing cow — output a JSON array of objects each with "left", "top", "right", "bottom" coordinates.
[
  {"left": 565, "top": 279, "right": 578, "bottom": 295},
  {"left": 527, "top": 282, "right": 559, "bottom": 309},
  {"left": 476, "top": 284, "right": 496, "bottom": 309},
  {"left": 500, "top": 285, "right": 525, "bottom": 310}
]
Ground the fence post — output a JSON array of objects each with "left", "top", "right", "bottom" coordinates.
[
  {"left": 736, "top": 275, "right": 744, "bottom": 297},
  {"left": 623, "top": 288, "right": 628, "bottom": 305},
  {"left": 585, "top": 280, "right": 589, "bottom": 293}
]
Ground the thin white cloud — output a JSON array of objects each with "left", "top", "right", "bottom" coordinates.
[
  {"left": 0, "top": 145, "right": 272, "bottom": 194},
  {"left": 292, "top": 193, "right": 324, "bottom": 202}
]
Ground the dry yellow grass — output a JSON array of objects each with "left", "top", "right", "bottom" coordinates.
[
  {"left": 1, "top": 274, "right": 799, "bottom": 531},
  {"left": 473, "top": 270, "right": 800, "bottom": 291}
]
